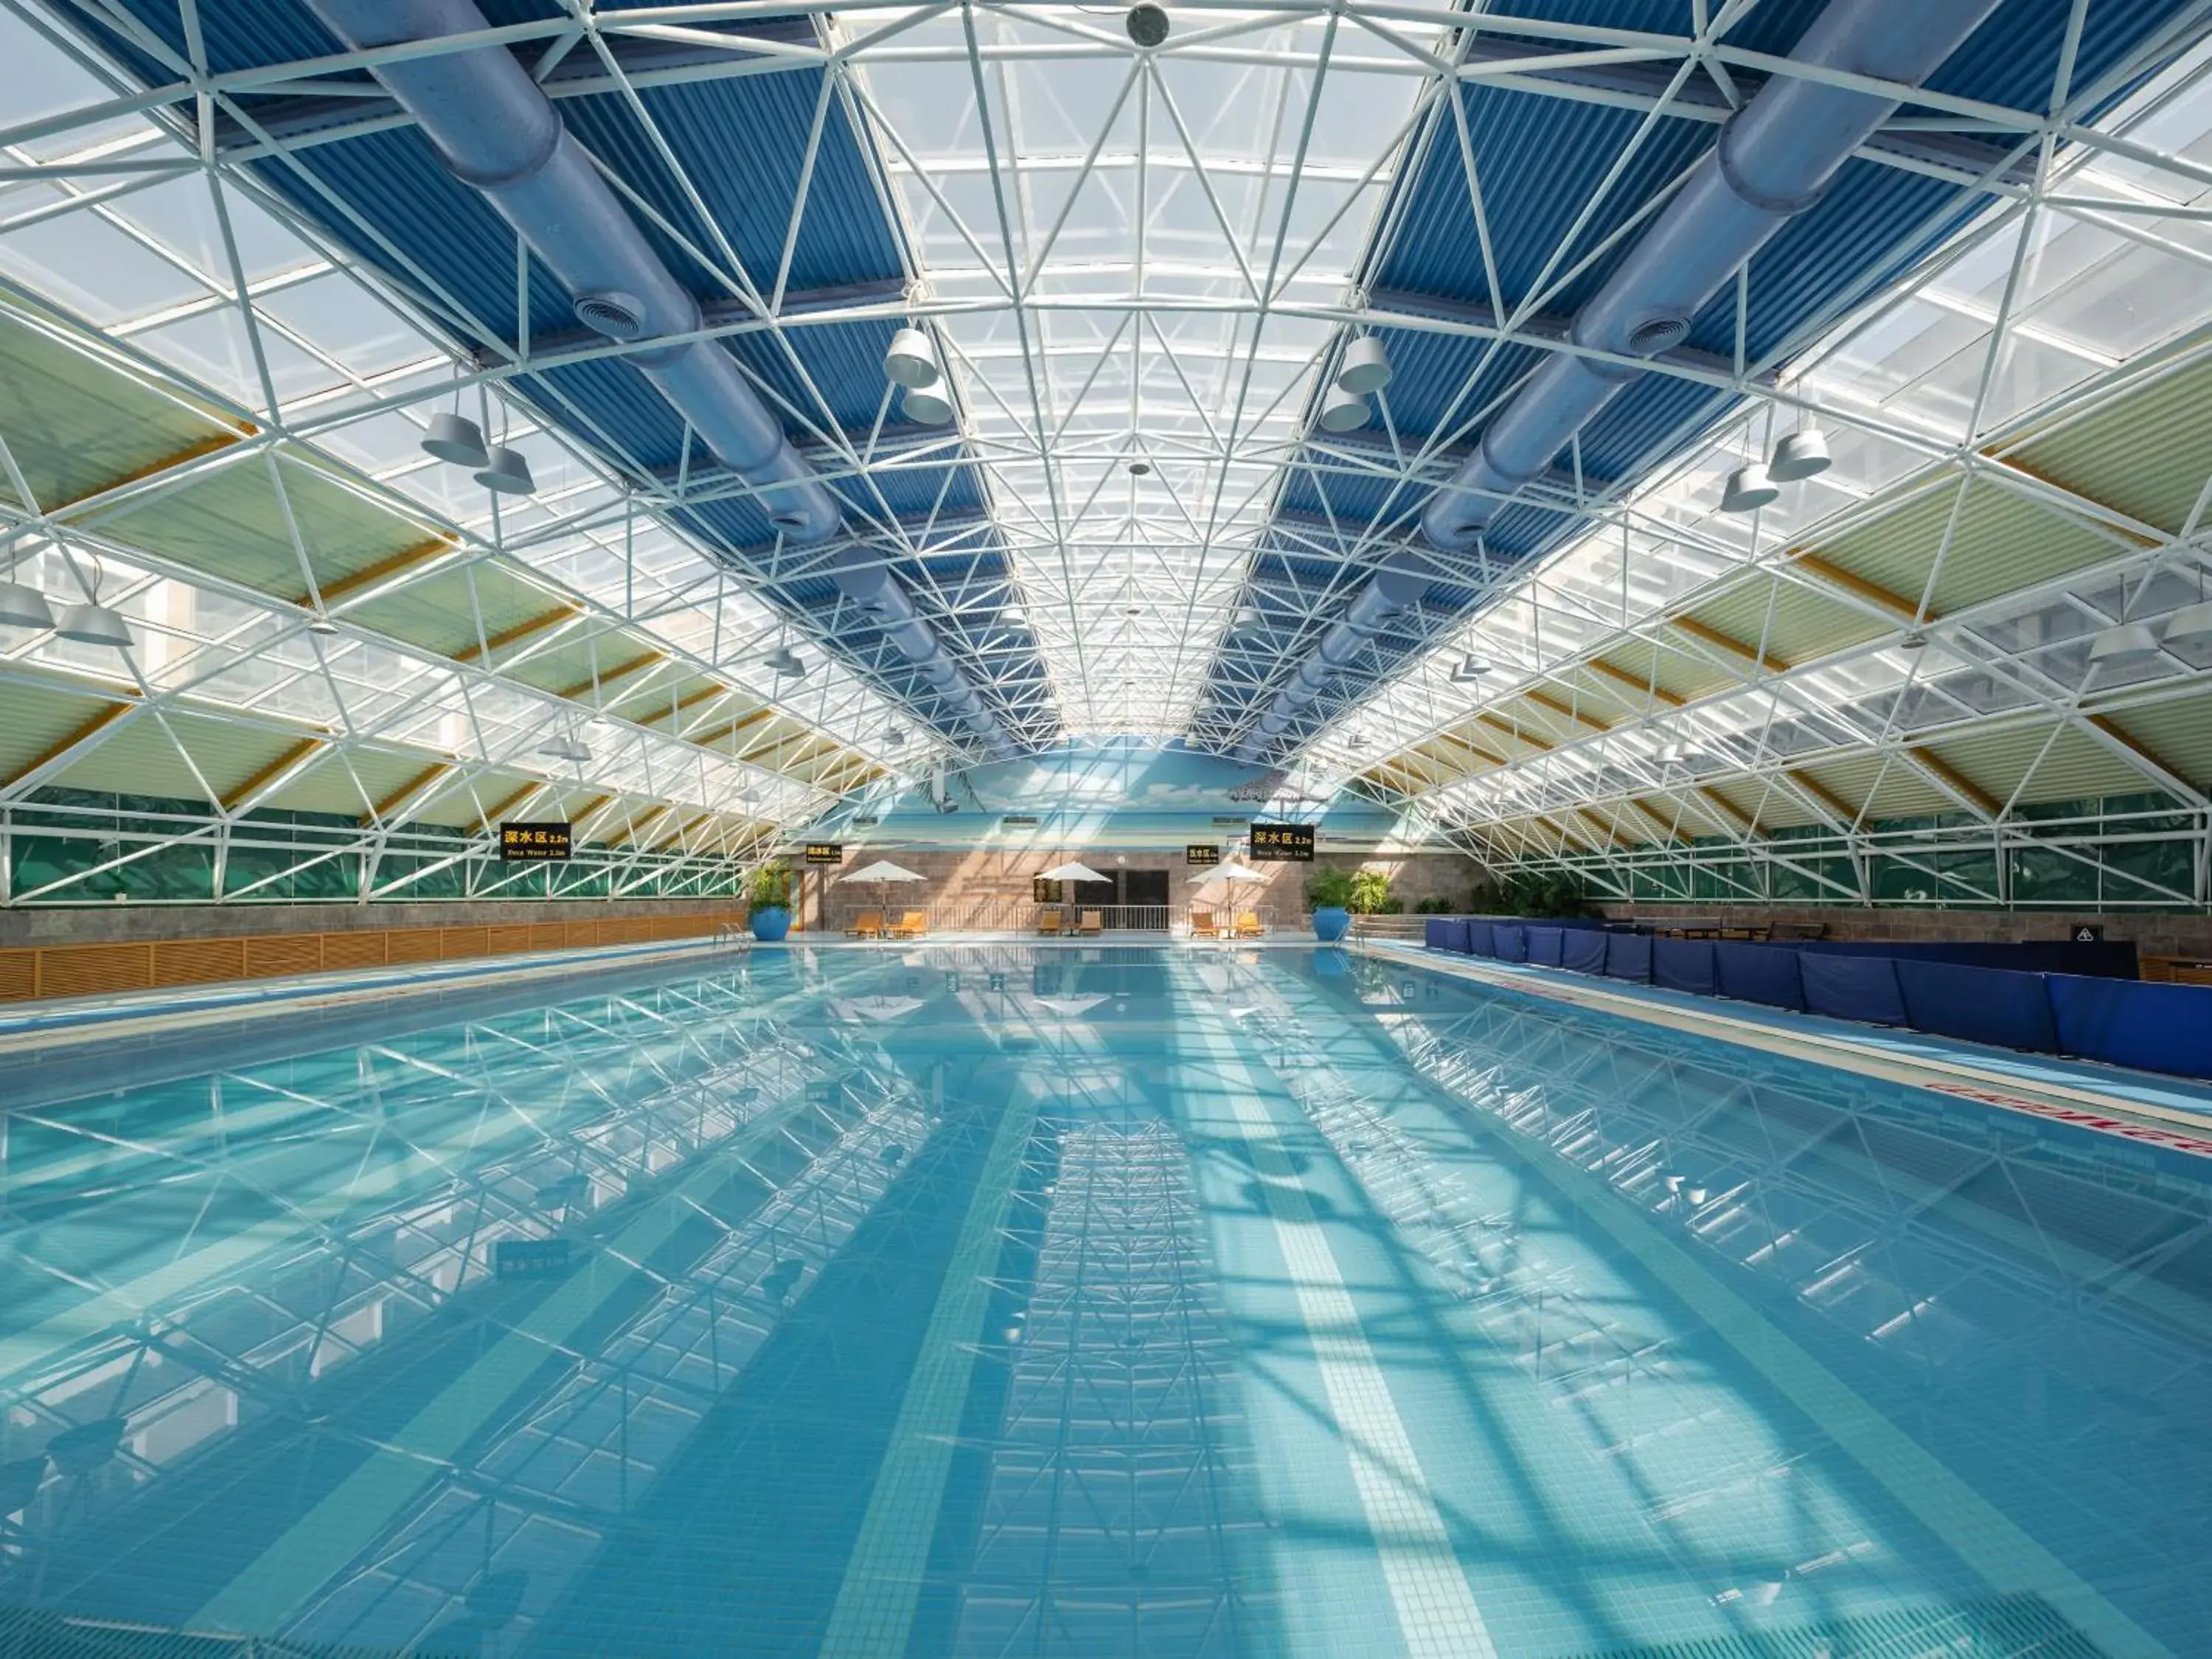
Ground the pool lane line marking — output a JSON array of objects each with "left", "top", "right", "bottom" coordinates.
[
  {"left": 189, "top": 1079, "right": 829, "bottom": 1638},
  {"left": 1174, "top": 973, "right": 1499, "bottom": 1659},
  {"left": 1495, "top": 1105, "right": 2171, "bottom": 1659},
  {"left": 817, "top": 1082, "right": 1043, "bottom": 1658},
  {"left": 0, "top": 939, "right": 740, "bottom": 1057},
  {"left": 1369, "top": 944, "right": 2212, "bottom": 1160}
]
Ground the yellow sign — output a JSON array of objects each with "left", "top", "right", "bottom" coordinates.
[
  {"left": 1186, "top": 844, "right": 1220, "bottom": 866},
  {"left": 499, "top": 821, "right": 573, "bottom": 863},
  {"left": 804, "top": 843, "right": 844, "bottom": 866}
]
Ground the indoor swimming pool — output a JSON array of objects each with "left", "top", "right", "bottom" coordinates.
[{"left": 1, "top": 944, "right": 2205, "bottom": 1658}]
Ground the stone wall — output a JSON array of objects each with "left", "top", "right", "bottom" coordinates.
[
  {"left": 1593, "top": 901, "right": 2212, "bottom": 959},
  {"left": 0, "top": 896, "right": 740, "bottom": 949},
  {"left": 793, "top": 848, "right": 1485, "bottom": 928}
]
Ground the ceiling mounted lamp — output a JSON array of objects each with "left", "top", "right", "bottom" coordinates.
[
  {"left": 1768, "top": 424, "right": 1832, "bottom": 481},
  {"left": 538, "top": 734, "right": 592, "bottom": 764},
  {"left": 2164, "top": 598, "right": 2212, "bottom": 642},
  {"left": 0, "top": 580, "right": 56, "bottom": 631},
  {"left": 474, "top": 444, "right": 537, "bottom": 495},
  {"left": 884, "top": 327, "right": 942, "bottom": 389},
  {"left": 2088, "top": 619, "right": 2163, "bottom": 663},
  {"left": 902, "top": 385, "right": 955, "bottom": 425},
  {"left": 765, "top": 645, "right": 807, "bottom": 679},
  {"left": 52, "top": 600, "right": 133, "bottom": 650},
  {"left": 1315, "top": 383, "right": 1369, "bottom": 434},
  {"left": 884, "top": 727, "right": 908, "bottom": 748},
  {"left": 1336, "top": 335, "right": 1393, "bottom": 395},
  {"left": 1126, "top": 2, "right": 1169, "bottom": 46},
  {"left": 421, "top": 411, "right": 489, "bottom": 468},
  {"left": 1450, "top": 653, "right": 1493, "bottom": 682},
  {"left": 1718, "top": 462, "right": 1780, "bottom": 514},
  {"left": 306, "top": 615, "right": 340, "bottom": 636},
  {"left": 1001, "top": 605, "right": 1026, "bottom": 627},
  {"left": 1898, "top": 630, "right": 1929, "bottom": 651}
]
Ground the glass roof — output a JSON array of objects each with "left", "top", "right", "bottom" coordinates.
[{"left": 845, "top": 4, "right": 1436, "bottom": 736}]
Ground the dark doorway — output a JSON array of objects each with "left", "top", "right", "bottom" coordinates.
[{"left": 1121, "top": 869, "right": 1169, "bottom": 921}]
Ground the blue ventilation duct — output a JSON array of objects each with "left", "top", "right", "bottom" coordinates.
[
  {"left": 1233, "top": 0, "right": 2004, "bottom": 761},
  {"left": 305, "top": 0, "right": 1015, "bottom": 757}
]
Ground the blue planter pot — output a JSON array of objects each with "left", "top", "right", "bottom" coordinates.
[
  {"left": 748, "top": 905, "right": 791, "bottom": 942},
  {"left": 1310, "top": 906, "right": 1351, "bottom": 942}
]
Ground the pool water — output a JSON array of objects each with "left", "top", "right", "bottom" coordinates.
[{"left": 1, "top": 945, "right": 2205, "bottom": 1657}]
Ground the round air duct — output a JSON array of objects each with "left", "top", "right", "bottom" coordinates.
[{"left": 573, "top": 290, "right": 647, "bottom": 339}]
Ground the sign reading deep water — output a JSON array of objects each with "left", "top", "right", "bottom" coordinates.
[
  {"left": 804, "top": 843, "right": 844, "bottom": 866},
  {"left": 1186, "top": 844, "right": 1220, "bottom": 866},
  {"left": 500, "top": 821, "right": 571, "bottom": 862},
  {"left": 1249, "top": 822, "right": 1315, "bottom": 862}
]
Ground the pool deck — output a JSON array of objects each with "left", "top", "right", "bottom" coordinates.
[{"left": 1363, "top": 939, "right": 2212, "bottom": 1158}]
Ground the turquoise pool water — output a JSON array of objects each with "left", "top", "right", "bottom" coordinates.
[{"left": 0, "top": 944, "right": 2205, "bottom": 1657}]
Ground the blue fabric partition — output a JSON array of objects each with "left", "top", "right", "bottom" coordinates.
[
  {"left": 1715, "top": 942, "right": 1805, "bottom": 1012},
  {"left": 2048, "top": 976, "right": 2212, "bottom": 1078},
  {"left": 1895, "top": 960, "right": 2059, "bottom": 1054},
  {"left": 1466, "top": 921, "right": 1495, "bottom": 957},
  {"left": 1653, "top": 936, "right": 1717, "bottom": 996},
  {"left": 1798, "top": 939, "right": 2138, "bottom": 978},
  {"left": 1526, "top": 926, "right": 1565, "bottom": 967},
  {"left": 1430, "top": 919, "right": 1470, "bottom": 953},
  {"left": 1603, "top": 932, "right": 1653, "bottom": 982},
  {"left": 1799, "top": 951, "right": 1908, "bottom": 1026},
  {"left": 1425, "top": 917, "right": 1449, "bottom": 950},
  {"left": 1492, "top": 923, "right": 1528, "bottom": 962},
  {"left": 1561, "top": 929, "right": 1609, "bottom": 975}
]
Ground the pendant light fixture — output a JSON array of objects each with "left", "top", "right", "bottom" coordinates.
[
  {"left": 902, "top": 385, "right": 955, "bottom": 425},
  {"left": 1335, "top": 335, "right": 1393, "bottom": 395},
  {"left": 475, "top": 442, "right": 537, "bottom": 495},
  {"left": 2164, "top": 597, "right": 2212, "bottom": 642},
  {"left": 422, "top": 409, "right": 489, "bottom": 468},
  {"left": 1450, "top": 653, "right": 1493, "bottom": 682},
  {"left": 2087, "top": 619, "right": 2162, "bottom": 663},
  {"left": 765, "top": 644, "right": 807, "bottom": 680},
  {"left": 1719, "top": 462, "right": 1780, "bottom": 514},
  {"left": 884, "top": 327, "right": 942, "bottom": 389},
  {"left": 1768, "top": 424, "right": 1832, "bottom": 481},
  {"left": 0, "top": 577, "right": 55, "bottom": 631},
  {"left": 52, "top": 550, "right": 132, "bottom": 650},
  {"left": 1316, "top": 382, "right": 1369, "bottom": 434}
]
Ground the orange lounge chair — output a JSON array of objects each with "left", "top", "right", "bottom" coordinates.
[
  {"left": 1037, "top": 911, "right": 1065, "bottom": 937},
  {"left": 846, "top": 910, "right": 883, "bottom": 939},
  {"left": 888, "top": 910, "right": 928, "bottom": 939},
  {"left": 1190, "top": 908, "right": 1219, "bottom": 940},
  {"left": 1075, "top": 909, "right": 1103, "bottom": 936},
  {"left": 1233, "top": 911, "right": 1264, "bottom": 939}
]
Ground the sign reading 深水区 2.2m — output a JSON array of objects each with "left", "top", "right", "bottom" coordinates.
[
  {"left": 500, "top": 821, "right": 572, "bottom": 862},
  {"left": 1248, "top": 822, "right": 1315, "bottom": 862}
]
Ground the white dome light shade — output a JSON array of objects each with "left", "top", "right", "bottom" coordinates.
[
  {"left": 306, "top": 616, "right": 340, "bottom": 636},
  {"left": 1336, "top": 335, "right": 1393, "bottom": 395},
  {"left": 52, "top": 600, "right": 133, "bottom": 649},
  {"left": 1231, "top": 605, "right": 1262, "bottom": 630},
  {"left": 2163, "top": 599, "right": 2212, "bottom": 642},
  {"left": 884, "top": 327, "right": 941, "bottom": 389},
  {"left": 902, "top": 385, "right": 955, "bottom": 425},
  {"left": 1450, "top": 653, "right": 1493, "bottom": 681},
  {"left": 1768, "top": 426, "right": 1832, "bottom": 481},
  {"left": 765, "top": 645, "right": 807, "bottom": 678},
  {"left": 1316, "top": 383, "right": 1369, "bottom": 434},
  {"left": 2088, "top": 620, "right": 2163, "bottom": 662},
  {"left": 884, "top": 727, "right": 908, "bottom": 748},
  {"left": 473, "top": 444, "right": 537, "bottom": 495},
  {"left": 0, "top": 580, "right": 56, "bottom": 631},
  {"left": 538, "top": 735, "right": 592, "bottom": 764},
  {"left": 421, "top": 411, "right": 489, "bottom": 467},
  {"left": 1719, "top": 462, "right": 1780, "bottom": 513}
]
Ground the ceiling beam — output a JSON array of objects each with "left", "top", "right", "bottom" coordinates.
[
  {"left": 453, "top": 605, "right": 580, "bottom": 666},
  {"left": 1672, "top": 614, "right": 1791, "bottom": 673}
]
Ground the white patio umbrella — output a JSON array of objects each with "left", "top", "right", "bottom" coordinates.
[
  {"left": 1037, "top": 860, "right": 1110, "bottom": 884},
  {"left": 1186, "top": 863, "right": 1266, "bottom": 885},
  {"left": 838, "top": 858, "right": 925, "bottom": 929}
]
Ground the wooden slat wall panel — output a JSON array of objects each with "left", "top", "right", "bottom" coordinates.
[
  {"left": 0, "top": 912, "right": 739, "bottom": 1004},
  {"left": 246, "top": 936, "right": 323, "bottom": 979},
  {"left": 384, "top": 929, "right": 444, "bottom": 964},
  {"left": 323, "top": 932, "right": 389, "bottom": 970},
  {"left": 41, "top": 944, "right": 152, "bottom": 1000},
  {"left": 153, "top": 939, "right": 247, "bottom": 986},
  {"left": 0, "top": 950, "right": 36, "bottom": 1001}
]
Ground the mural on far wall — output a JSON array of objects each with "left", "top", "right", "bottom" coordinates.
[{"left": 808, "top": 739, "right": 1426, "bottom": 852}]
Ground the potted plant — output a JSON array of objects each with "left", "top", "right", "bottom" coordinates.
[
  {"left": 1304, "top": 866, "right": 1356, "bottom": 942},
  {"left": 746, "top": 860, "right": 794, "bottom": 942}
]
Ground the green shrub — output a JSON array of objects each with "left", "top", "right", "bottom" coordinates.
[
  {"left": 746, "top": 860, "right": 793, "bottom": 910},
  {"left": 1304, "top": 866, "right": 1355, "bottom": 910},
  {"left": 1414, "top": 897, "right": 1453, "bottom": 914},
  {"left": 1348, "top": 869, "right": 1394, "bottom": 914}
]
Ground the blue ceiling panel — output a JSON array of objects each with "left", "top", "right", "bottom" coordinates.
[{"left": 1205, "top": 0, "right": 2204, "bottom": 760}]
